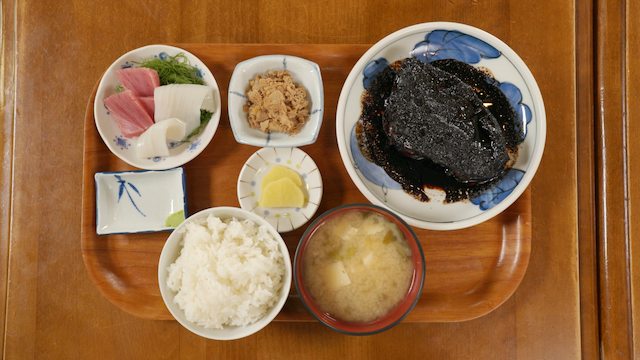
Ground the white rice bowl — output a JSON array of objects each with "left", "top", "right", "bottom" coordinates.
[{"left": 158, "top": 207, "right": 292, "bottom": 340}]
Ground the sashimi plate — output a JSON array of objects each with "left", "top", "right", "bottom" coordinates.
[
  {"left": 94, "top": 44, "right": 222, "bottom": 170},
  {"left": 237, "top": 147, "right": 323, "bottom": 233},
  {"left": 336, "top": 22, "right": 546, "bottom": 230}
]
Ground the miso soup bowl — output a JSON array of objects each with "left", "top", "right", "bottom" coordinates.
[{"left": 293, "top": 203, "right": 425, "bottom": 335}]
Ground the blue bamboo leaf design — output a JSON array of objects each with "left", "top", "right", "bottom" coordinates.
[
  {"left": 115, "top": 175, "right": 125, "bottom": 202},
  {"left": 117, "top": 184, "right": 124, "bottom": 202},
  {"left": 128, "top": 182, "right": 141, "bottom": 196},
  {"left": 124, "top": 187, "right": 146, "bottom": 217},
  {"left": 113, "top": 175, "right": 146, "bottom": 217}
]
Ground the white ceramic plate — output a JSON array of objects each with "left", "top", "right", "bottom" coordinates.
[
  {"left": 95, "top": 167, "right": 186, "bottom": 235},
  {"left": 228, "top": 55, "right": 324, "bottom": 147},
  {"left": 158, "top": 207, "right": 292, "bottom": 340},
  {"left": 336, "top": 22, "right": 546, "bottom": 230},
  {"left": 94, "top": 44, "right": 222, "bottom": 170},
  {"left": 237, "top": 147, "right": 323, "bottom": 232}
]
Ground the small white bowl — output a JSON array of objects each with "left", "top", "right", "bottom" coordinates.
[
  {"left": 95, "top": 167, "right": 187, "bottom": 235},
  {"left": 228, "top": 55, "right": 324, "bottom": 147},
  {"left": 237, "top": 147, "right": 323, "bottom": 233},
  {"left": 94, "top": 44, "right": 222, "bottom": 170},
  {"left": 158, "top": 207, "right": 292, "bottom": 340}
]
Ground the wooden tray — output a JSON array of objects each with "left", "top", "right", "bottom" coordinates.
[{"left": 81, "top": 44, "right": 531, "bottom": 322}]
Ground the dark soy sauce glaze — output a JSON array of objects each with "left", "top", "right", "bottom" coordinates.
[{"left": 357, "top": 58, "right": 521, "bottom": 203}]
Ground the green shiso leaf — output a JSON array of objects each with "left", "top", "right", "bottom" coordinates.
[
  {"left": 135, "top": 53, "right": 205, "bottom": 86},
  {"left": 114, "top": 83, "right": 124, "bottom": 93},
  {"left": 185, "top": 110, "right": 213, "bottom": 140}
]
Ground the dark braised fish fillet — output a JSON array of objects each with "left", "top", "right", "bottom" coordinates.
[{"left": 383, "top": 57, "right": 509, "bottom": 183}]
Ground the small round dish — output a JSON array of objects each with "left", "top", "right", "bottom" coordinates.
[
  {"left": 336, "top": 22, "right": 546, "bottom": 230},
  {"left": 228, "top": 55, "right": 324, "bottom": 147},
  {"left": 294, "top": 203, "right": 425, "bottom": 335},
  {"left": 94, "top": 44, "right": 222, "bottom": 170},
  {"left": 158, "top": 206, "right": 292, "bottom": 340},
  {"left": 237, "top": 147, "right": 323, "bottom": 233}
]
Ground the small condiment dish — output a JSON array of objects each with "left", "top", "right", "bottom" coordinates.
[
  {"left": 294, "top": 203, "right": 425, "bottom": 336},
  {"left": 237, "top": 147, "right": 323, "bottom": 233},
  {"left": 95, "top": 167, "right": 187, "bottom": 235},
  {"left": 158, "top": 206, "right": 292, "bottom": 340},
  {"left": 228, "top": 55, "right": 324, "bottom": 147}
]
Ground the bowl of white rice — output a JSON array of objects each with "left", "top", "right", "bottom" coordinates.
[{"left": 158, "top": 206, "right": 292, "bottom": 340}]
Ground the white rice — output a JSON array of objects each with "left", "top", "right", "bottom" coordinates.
[{"left": 166, "top": 214, "right": 285, "bottom": 329}]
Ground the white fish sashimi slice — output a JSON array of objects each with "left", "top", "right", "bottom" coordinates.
[
  {"left": 154, "top": 84, "right": 215, "bottom": 135},
  {"left": 136, "top": 118, "right": 187, "bottom": 159}
]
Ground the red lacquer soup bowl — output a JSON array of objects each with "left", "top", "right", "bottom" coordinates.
[{"left": 293, "top": 203, "right": 425, "bottom": 335}]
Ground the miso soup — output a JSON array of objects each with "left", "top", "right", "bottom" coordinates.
[{"left": 302, "top": 210, "right": 414, "bottom": 323}]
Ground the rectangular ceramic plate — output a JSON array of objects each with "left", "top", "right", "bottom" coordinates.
[
  {"left": 95, "top": 168, "right": 187, "bottom": 235},
  {"left": 81, "top": 44, "right": 531, "bottom": 322}
]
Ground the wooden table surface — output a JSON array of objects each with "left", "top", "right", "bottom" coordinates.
[{"left": 2, "top": 0, "right": 636, "bottom": 359}]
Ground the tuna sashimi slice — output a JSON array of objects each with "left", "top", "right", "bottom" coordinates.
[
  {"left": 110, "top": 112, "right": 147, "bottom": 138},
  {"left": 104, "top": 90, "right": 155, "bottom": 138},
  {"left": 116, "top": 67, "right": 161, "bottom": 97},
  {"left": 139, "top": 96, "right": 155, "bottom": 118}
]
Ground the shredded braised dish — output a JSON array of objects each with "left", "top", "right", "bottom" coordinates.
[{"left": 243, "top": 70, "right": 310, "bottom": 135}]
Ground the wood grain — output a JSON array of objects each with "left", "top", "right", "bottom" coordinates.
[
  {"left": 627, "top": 0, "right": 640, "bottom": 357},
  {"left": 81, "top": 44, "right": 532, "bottom": 323},
  {"left": 3, "top": 0, "right": 582, "bottom": 359},
  {"left": 509, "top": 0, "right": 582, "bottom": 358},
  {"left": 596, "top": 0, "right": 635, "bottom": 358},
  {"left": 576, "top": 0, "right": 600, "bottom": 358},
  {"left": 0, "top": 0, "right": 17, "bottom": 357}
]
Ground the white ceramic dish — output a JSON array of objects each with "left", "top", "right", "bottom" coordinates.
[
  {"left": 336, "top": 22, "right": 546, "bottom": 230},
  {"left": 237, "top": 147, "right": 323, "bottom": 233},
  {"left": 228, "top": 55, "right": 324, "bottom": 147},
  {"left": 95, "top": 167, "right": 186, "bottom": 235},
  {"left": 94, "top": 44, "right": 222, "bottom": 170},
  {"left": 157, "top": 207, "right": 292, "bottom": 340}
]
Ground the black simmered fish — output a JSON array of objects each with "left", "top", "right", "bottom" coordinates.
[{"left": 382, "top": 58, "right": 509, "bottom": 183}]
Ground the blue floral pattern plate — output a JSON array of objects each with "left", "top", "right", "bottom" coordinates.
[
  {"left": 336, "top": 22, "right": 546, "bottom": 230},
  {"left": 95, "top": 167, "right": 187, "bottom": 235},
  {"left": 94, "top": 45, "right": 222, "bottom": 170},
  {"left": 237, "top": 147, "right": 323, "bottom": 233}
]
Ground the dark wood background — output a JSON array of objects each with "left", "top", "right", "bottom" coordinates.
[{"left": 2, "top": 0, "right": 635, "bottom": 359}]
